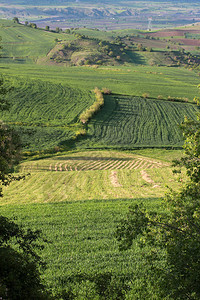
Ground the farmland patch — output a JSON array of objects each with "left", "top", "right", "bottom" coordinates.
[{"left": 83, "top": 94, "right": 199, "bottom": 148}]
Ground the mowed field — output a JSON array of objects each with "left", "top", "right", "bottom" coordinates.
[
  {"left": 0, "top": 77, "right": 95, "bottom": 150},
  {"left": 2, "top": 150, "right": 184, "bottom": 205},
  {"left": 1, "top": 149, "right": 185, "bottom": 297},
  {"left": 84, "top": 94, "right": 200, "bottom": 148}
]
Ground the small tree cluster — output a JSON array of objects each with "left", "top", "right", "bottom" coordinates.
[{"left": 79, "top": 88, "right": 104, "bottom": 124}]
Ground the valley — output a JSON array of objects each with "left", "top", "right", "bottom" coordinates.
[{"left": 0, "top": 7, "right": 200, "bottom": 299}]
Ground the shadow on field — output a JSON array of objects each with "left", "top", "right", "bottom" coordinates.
[{"left": 127, "top": 51, "right": 147, "bottom": 65}]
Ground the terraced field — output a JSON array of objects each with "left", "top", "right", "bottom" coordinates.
[{"left": 83, "top": 94, "right": 200, "bottom": 148}]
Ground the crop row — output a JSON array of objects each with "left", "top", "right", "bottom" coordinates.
[
  {"left": 0, "top": 77, "right": 96, "bottom": 150},
  {"left": 85, "top": 94, "right": 199, "bottom": 148},
  {"left": 21, "top": 157, "right": 164, "bottom": 173}
]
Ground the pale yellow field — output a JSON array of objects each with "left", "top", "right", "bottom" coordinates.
[{"left": 1, "top": 151, "right": 185, "bottom": 205}]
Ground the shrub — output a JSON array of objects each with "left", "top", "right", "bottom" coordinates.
[
  {"left": 101, "top": 88, "right": 112, "bottom": 95},
  {"left": 79, "top": 88, "right": 104, "bottom": 124},
  {"left": 142, "top": 93, "right": 150, "bottom": 98}
]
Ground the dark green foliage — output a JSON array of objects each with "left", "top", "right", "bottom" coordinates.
[
  {"left": 0, "top": 216, "right": 49, "bottom": 300},
  {"left": 115, "top": 114, "right": 200, "bottom": 299},
  {"left": 0, "top": 79, "right": 22, "bottom": 196},
  {"left": 13, "top": 17, "right": 19, "bottom": 24}
]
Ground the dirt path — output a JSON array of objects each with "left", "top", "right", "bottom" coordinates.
[
  {"left": 140, "top": 170, "right": 160, "bottom": 188},
  {"left": 110, "top": 170, "right": 122, "bottom": 187}
]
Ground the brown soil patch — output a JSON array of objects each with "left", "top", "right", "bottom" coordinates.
[
  {"left": 141, "top": 170, "right": 160, "bottom": 188},
  {"left": 176, "top": 38, "right": 200, "bottom": 46},
  {"left": 110, "top": 171, "right": 122, "bottom": 187}
]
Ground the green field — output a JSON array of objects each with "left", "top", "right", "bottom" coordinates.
[
  {"left": 1, "top": 63, "right": 199, "bottom": 100},
  {"left": 0, "top": 72, "right": 199, "bottom": 151},
  {"left": 0, "top": 198, "right": 163, "bottom": 297},
  {"left": 0, "top": 77, "right": 95, "bottom": 150},
  {"left": 83, "top": 94, "right": 199, "bottom": 148},
  {"left": 1, "top": 76, "right": 199, "bottom": 151},
  {"left": 0, "top": 18, "right": 199, "bottom": 299},
  {"left": 0, "top": 19, "right": 75, "bottom": 63},
  {"left": 0, "top": 149, "right": 186, "bottom": 297}
]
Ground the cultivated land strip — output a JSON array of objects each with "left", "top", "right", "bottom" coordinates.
[{"left": 21, "top": 156, "right": 167, "bottom": 173}]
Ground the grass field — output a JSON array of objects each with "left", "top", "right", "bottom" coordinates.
[
  {"left": 1, "top": 150, "right": 185, "bottom": 205},
  {"left": 0, "top": 19, "right": 75, "bottom": 63},
  {"left": 0, "top": 77, "right": 95, "bottom": 150},
  {"left": 82, "top": 94, "right": 199, "bottom": 148},
  {"left": 1, "top": 63, "right": 199, "bottom": 101},
  {"left": 0, "top": 149, "right": 186, "bottom": 297}
]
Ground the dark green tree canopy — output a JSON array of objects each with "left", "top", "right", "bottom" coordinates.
[{"left": 116, "top": 113, "right": 200, "bottom": 299}]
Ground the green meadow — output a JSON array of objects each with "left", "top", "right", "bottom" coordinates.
[
  {"left": 0, "top": 18, "right": 199, "bottom": 299},
  {"left": 1, "top": 63, "right": 199, "bottom": 101},
  {"left": 1, "top": 149, "right": 184, "bottom": 296}
]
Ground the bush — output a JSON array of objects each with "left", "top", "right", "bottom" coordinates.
[
  {"left": 79, "top": 88, "right": 104, "bottom": 124},
  {"left": 101, "top": 88, "right": 112, "bottom": 95},
  {"left": 142, "top": 93, "right": 150, "bottom": 98}
]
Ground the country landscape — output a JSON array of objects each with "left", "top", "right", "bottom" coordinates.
[{"left": 0, "top": 0, "right": 200, "bottom": 299}]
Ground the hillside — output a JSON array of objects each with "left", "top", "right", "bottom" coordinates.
[
  {"left": 2, "top": 19, "right": 200, "bottom": 69},
  {"left": 1, "top": 7, "right": 200, "bottom": 299},
  {"left": 0, "top": 19, "right": 75, "bottom": 63},
  {"left": 0, "top": 77, "right": 95, "bottom": 150},
  {"left": 39, "top": 37, "right": 133, "bottom": 66},
  {"left": 81, "top": 94, "right": 199, "bottom": 149}
]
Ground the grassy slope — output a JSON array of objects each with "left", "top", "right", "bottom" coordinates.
[
  {"left": 0, "top": 77, "right": 95, "bottom": 150},
  {"left": 0, "top": 149, "right": 185, "bottom": 295},
  {"left": 83, "top": 94, "right": 199, "bottom": 148},
  {"left": 1, "top": 63, "right": 199, "bottom": 101},
  {"left": 0, "top": 19, "right": 75, "bottom": 62}
]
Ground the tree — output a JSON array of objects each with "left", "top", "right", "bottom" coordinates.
[
  {"left": 0, "top": 79, "right": 50, "bottom": 299},
  {"left": 13, "top": 17, "right": 19, "bottom": 24},
  {"left": 116, "top": 113, "right": 200, "bottom": 299},
  {"left": 45, "top": 25, "right": 50, "bottom": 31},
  {"left": 0, "top": 216, "right": 49, "bottom": 299}
]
